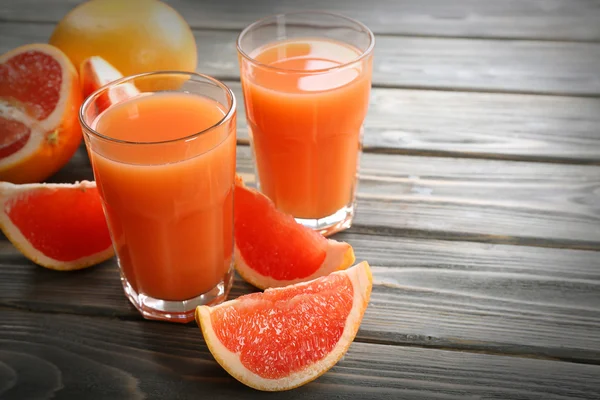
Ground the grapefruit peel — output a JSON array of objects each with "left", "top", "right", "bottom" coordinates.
[
  {"left": 0, "top": 180, "right": 114, "bottom": 271},
  {"left": 196, "top": 261, "right": 372, "bottom": 391},
  {"left": 233, "top": 177, "right": 355, "bottom": 290},
  {"left": 80, "top": 56, "right": 140, "bottom": 105}
]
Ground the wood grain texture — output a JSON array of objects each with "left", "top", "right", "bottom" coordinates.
[
  {"left": 43, "top": 144, "right": 600, "bottom": 249},
  {"left": 2, "top": 23, "right": 600, "bottom": 96},
  {"left": 1, "top": 310, "right": 600, "bottom": 399},
  {"left": 235, "top": 146, "right": 600, "bottom": 248},
  {"left": 230, "top": 83, "right": 600, "bottom": 164},
  {"left": 361, "top": 87, "right": 600, "bottom": 163},
  {"left": 2, "top": 0, "right": 600, "bottom": 41},
  {"left": 3, "top": 3, "right": 600, "bottom": 398},
  {"left": 2, "top": 229, "right": 599, "bottom": 362},
  {"left": 2, "top": 22, "right": 600, "bottom": 162}
]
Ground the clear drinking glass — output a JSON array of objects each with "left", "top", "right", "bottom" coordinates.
[
  {"left": 237, "top": 11, "right": 374, "bottom": 236},
  {"left": 79, "top": 72, "right": 237, "bottom": 323}
]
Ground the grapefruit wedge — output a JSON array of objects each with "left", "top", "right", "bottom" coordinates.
[
  {"left": 0, "top": 43, "right": 83, "bottom": 183},
  {"left": 196, "top": 261, "right": 372, "bottom": 391},
  {"left": 234, "top": 177, "right": 355, "bottom": 290},
  {"left": 80, "top": 56, "right": 140, "bottom": 108},
  {"left": 0, "top": 181, "right": 114, "bottom": 270}
]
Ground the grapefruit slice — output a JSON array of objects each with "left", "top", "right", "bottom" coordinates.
[
  {"left": 0, "top": 43, "right": 83, "bottom": 183},
  {"left": 0, "top": 180, "right": 114, "bottom": 271},
  {"left": 80, "top": 56, "right": 140, "bottom": 107},
  {"left": 234, "top": 177, "right": 355, "bottom": 290},
  {"left": 196, "top": 261, "right": 372, "bottom": 391}
]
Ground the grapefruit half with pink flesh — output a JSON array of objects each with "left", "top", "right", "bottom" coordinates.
[
  {"left": 234, "top": 177, "right": 355, "bottom": 290},
  {"left": 80, "top": 56, "right": 140, "bottom": 108},
  {"left": 0, "top": 180, "right": 114, "bottom": 270},
  {"left": 0, "top": 43, "right": 83, "bottom": 183},
  {"left": 196, "top": 261, "right": 372, "bottom": 391}
]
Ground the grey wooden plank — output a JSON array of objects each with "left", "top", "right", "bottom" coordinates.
[
  {"left": 235, "top": 146, "right": 600, "bottom": 248},
  {"left": 343, "top": 234, "right": 600, "bottom": 361},
  {"left": 2, "top": 224, "right": 599, "bottom": 362},
  {"left": 231, "top": 83, "right": 600, "bottom": 164},
  {"left": 1, "top": 310, "right": 600, "bottom": 399},
  {"left": 2, "top": 0, "right": 600, "bottom": 41},
  {"left": 2, "top": 17, "right": 600, "bottom": 162},
  {"left": 4, "top": 25, "right": 600, "bottom": 163},
  {"left": 2, "top": 22, "right": 600, "bottom": 96},
  {"left": 43, "top": 144, "right": 600, "bottom": 248},
  {"left": 361, "top": 87, "right": 600, "bottom": 163}
]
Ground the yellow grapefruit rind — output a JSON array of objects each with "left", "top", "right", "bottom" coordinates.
[
  {"left": 49, "top": 0, "right": 198, "bottom": 80},
  {"left": 232, "top": 175, "right": 356, "bottom": 290},
  {"left": 196, "top": 261, "right": 373, "bottom": 392},
  {"left": 234, "top": 242, "right": 355, "bottom": 290},
  {"left": 0, "top": 43, "right": 83, "bottom": 184},
  {"left": 0, "top": 181, "right": 114, "bottom": 271}
]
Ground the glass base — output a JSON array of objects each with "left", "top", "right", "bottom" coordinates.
[
  {"left": 294, "top": 203, "right": 355, "bottom": 237},
  {"left": 120, "top": 266, "right": 234, "bottom": 323}
]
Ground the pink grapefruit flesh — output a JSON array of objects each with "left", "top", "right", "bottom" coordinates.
[
  {"left": 0, "top": 49, "right": 62, "bottom": 120},
  {"left": 0, "top": 43, "right": 83, "bottom": 184},
  {"left": 234, "top": 177, "right": 355, "bottom": 289},
  {"left": 80, "top": 55, "right": 140, "bottom": 109},
  {"left": 0, "top": 180, "right": 114, "bottom": 270},
  {"left": 196, "top": 261, "right": 372, "bottom": 391}
]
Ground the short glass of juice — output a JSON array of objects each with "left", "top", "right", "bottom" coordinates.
[
  {"left": 79, "top": 71, "right": 237, "bottom": 323},
  {"left": 237, "top": 11, "right": 374, "bottom": 236}
]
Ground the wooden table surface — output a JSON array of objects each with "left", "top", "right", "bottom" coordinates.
[{"left": 2, "top": 1, "right": 600, "bottom": 399}]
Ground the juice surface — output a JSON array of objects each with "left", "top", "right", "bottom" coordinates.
[
  {"left": 90, "top": 92, "right": 236, "bottom": 301},
  {"left": 241, "top": 38, "right": 372, "bottom": 219}
]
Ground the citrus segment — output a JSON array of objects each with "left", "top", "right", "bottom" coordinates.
[
  {"left": 0, "top": 50, "right": 62, "bottom": 120},
  {"left": 0, "top": 181, "right": 114, "bottom": 270},
  {"left": 196, "top": 261, "right": 372, "bottom": 391},
  {"left": 233, "top": 178, "right": 355, "bottom": 289},
  {"left": 212, "top": 273, "right": 353, "bottom": 379},
  {"left": 0, "top": 43, "right": 83, "bottom": 183},
  {"left": 80, "top": 56, "right": 140, "bottom": 110},
  {"left": 0, "top": 117, "right": 30, "bottom": 159},
  {"left": 235, "top": 182, "right": 328, "bottom": 279}
]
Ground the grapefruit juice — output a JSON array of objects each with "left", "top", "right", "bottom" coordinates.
[
  {"left": 80, "top": 72, "right": 236, "bottom": 322},
  {"left": 238, "top": 13, "right": 374, "bottom": 235}
]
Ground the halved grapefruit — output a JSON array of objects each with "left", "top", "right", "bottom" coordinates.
[
  {"left": 196, "top": 261, "right": 372, "bottom": 391},
  {"left": 80, "top": 56, "right": 140, "bottom": 107},
  {"left": 0, "top": 180, "right": 114, "bottom": 270},
  {"left": 234, "top": 177, "right": 355, "bottom": 290},
  {"left": 0, "top": 43, "right": 83, "bottom": 183}
]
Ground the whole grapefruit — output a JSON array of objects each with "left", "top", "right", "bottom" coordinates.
[{"left": 49, "top": 0, "right": 197, "bottom": 78}]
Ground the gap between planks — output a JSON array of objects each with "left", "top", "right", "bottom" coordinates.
[
  {"left": 345, "top": 225, "right": 600, "bottom": 252},
  {"left": 2, "top": 304, "right": 598, "bottom": 367},
  {"left": 369, "top": 82, "right": 600, "bottom": 99},
  {"left": 354, "top": 148, "right": 600, "bottom": 166},
  {"left": 234, "top": 138, "right": 600, "bottom": 169},
  {"left": 3, "top": 18, "right": 600, "bottom": 44},
  {"left": 3, "top": 22, "right": 600, "bottom": 98},
  {"left": 48, "top": 144, "right": 600, "bottom": 251}
]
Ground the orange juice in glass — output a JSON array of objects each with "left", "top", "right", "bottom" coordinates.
[
  {"left": 79, "top": 72, "right": 236, "bottom": 323},
  {"left": 237, "top": 12, "right": 374, "bottom": 235}
]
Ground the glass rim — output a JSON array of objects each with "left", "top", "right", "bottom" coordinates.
[
  {"left": 79, "top": 70, "right": 237, "bottom": 146},
  {"left": 236, "top": 10, "right": 375, "bottom": 74}
]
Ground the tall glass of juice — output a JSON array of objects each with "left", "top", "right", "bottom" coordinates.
[
  {"left": 237, "top": 12, "right": 374, "bottom": 236},
  {"left": 79, "top": 71, "right": 237, "bottom": 323}
]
